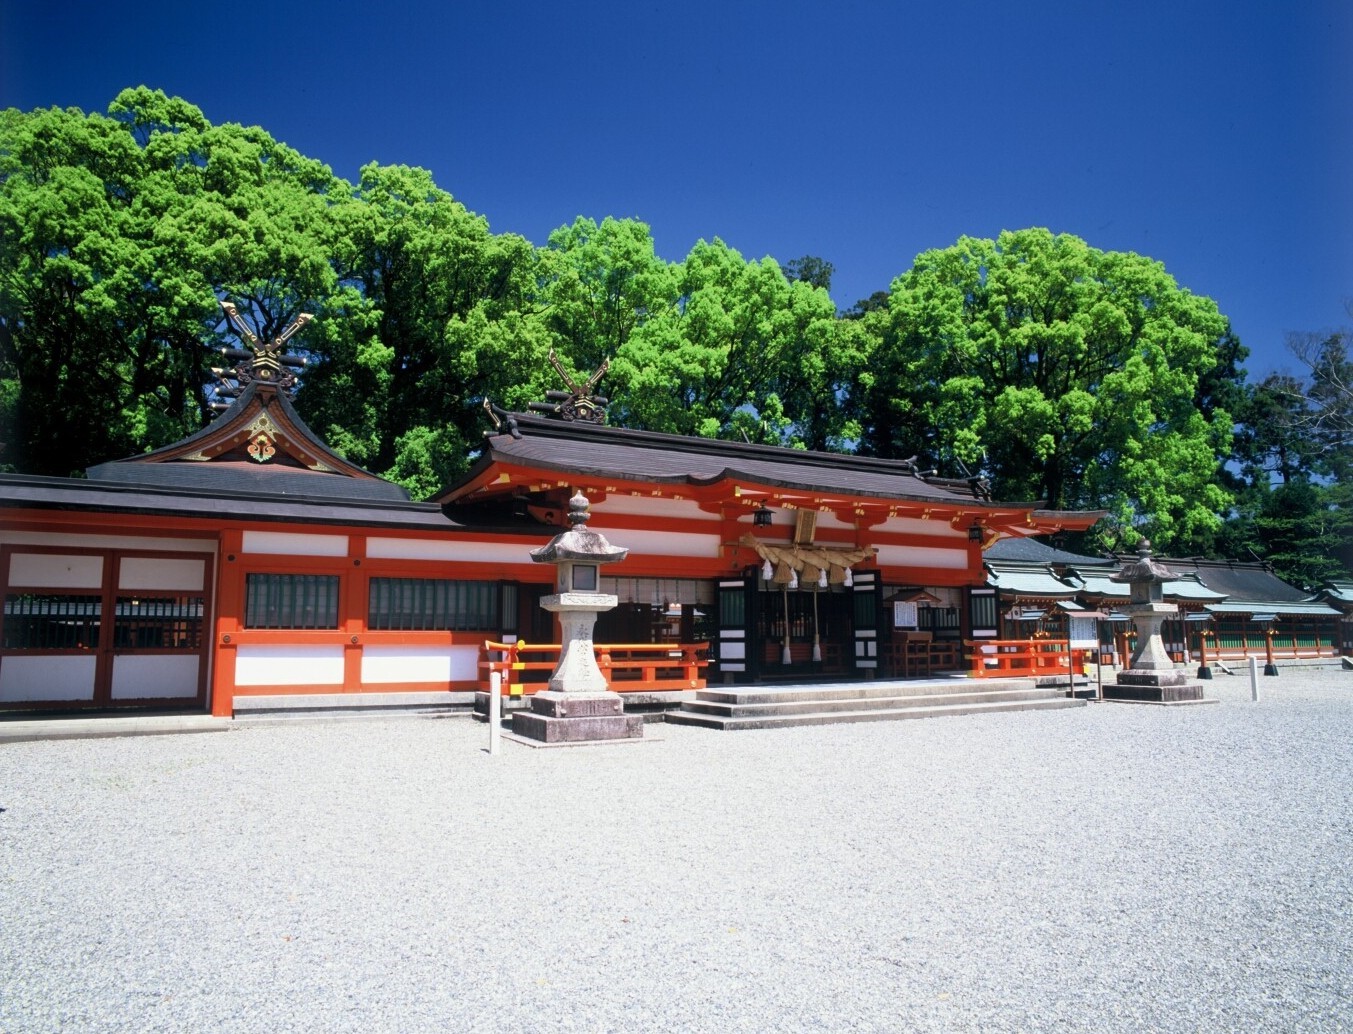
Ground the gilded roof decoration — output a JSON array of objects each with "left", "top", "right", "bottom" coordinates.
[{"left": 209, "top": 301, "right": 313, "bottom": 413}]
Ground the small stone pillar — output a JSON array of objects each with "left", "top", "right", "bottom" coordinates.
[
  {"left": 511, "top": 492, "right": 644, "bottom": 743},
  {"left": 1102, "top": 540, "right": 1206, "bottom": 704}
]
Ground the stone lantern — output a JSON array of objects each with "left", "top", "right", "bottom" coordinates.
[
  {"left": 511, "top": 491, "right": 644, "bottom": 742},
  {"left": 1102, "top": 540, "right": 1207, "bottom": 704}
]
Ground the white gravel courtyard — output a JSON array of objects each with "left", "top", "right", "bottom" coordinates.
[{"left": 2, "top": 667, "right": 1350, "bottom": 1033}]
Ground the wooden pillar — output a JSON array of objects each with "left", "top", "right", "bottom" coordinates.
[
  {"left": 342, "top": 537, "right": 367, "bottom": 692},
  {"left": 211, "top": 531, "right": 244, "bottom": 718}
]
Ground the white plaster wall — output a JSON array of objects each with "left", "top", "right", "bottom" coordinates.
[
  {"left": 110, "top": 655, "right": 201, "bottom": 699},
  {"left": 883, "top": 517, "right": 967, "bottom": 539},
  {"left": 875, "top": 544, "right": 970, "bottom": 571},
  {"left": 0, "top": 656, "right": 97, "bottom": 701},
  {"left": 8, "top": 553, "right": 104, "bottom": 588},
  {"left": 591, "top": 496, "right": 708, "bottom": 519},
  {"left": 360, "top": 645, "right": 477, "bottom": 684},
  {"left": 613, "top": 529, "right": 722, "bottom": 559},
  {"left": 719, "top": 641, "right": 746, "bottom": 660},
  {"left": 234, "top": 645, "right": 345, "bottom": 686},
  {"left": 118, "top": 557, "right": 206, "bottom": 592},
  {"left": 241, "top": 531, "right": 349, "bottom": 557},
  {"left": 366, "top": 537, "right": 533, "bottom": 564}
]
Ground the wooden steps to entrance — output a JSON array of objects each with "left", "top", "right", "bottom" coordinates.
[{"left": 664, "top": 677, "right": 1084, "bottom": 730}]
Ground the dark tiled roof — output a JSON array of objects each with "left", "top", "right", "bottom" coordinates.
[
  {"left": 455, "top": 415, "right": 1029, "bottom": 506},
  {"left": 87, "top": 459, "right": 410, "bottom": 503},
  {"left": 1168, "top": 558, "right": 1312, "bottom": 604},
  {"left": 984, "top": 536, "right": 1114, "bottom": 568},
  {"left": 0, "top": 473, "right": 458, "bottom": 533},
  {"left": 986, "top": 539, "right": 1321, "bottom": 608}
]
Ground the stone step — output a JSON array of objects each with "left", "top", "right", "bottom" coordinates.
[
  {"left": 695, "top": 677, "right": 1035, "bottom": 707},
  {"left": 680, "top": 686, "right": 1060, "bottom": 718},
  {"left": 665, "top": 696, "right": 1085, "bottom": 730}
]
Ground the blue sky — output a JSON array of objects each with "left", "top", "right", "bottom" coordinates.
[{"left": 3, "top": 1, "right": 1349, "bottom": 377}]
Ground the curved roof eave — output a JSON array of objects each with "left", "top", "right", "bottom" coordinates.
[{"left": 450, "top": 446, "right": 1057, "bottom": 510}]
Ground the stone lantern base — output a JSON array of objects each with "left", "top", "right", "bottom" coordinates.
[
  {"left": 512, "top": 690, "right": 644, "bottom": 743},
  {"left": 1103, "top": 668, "right": 1207, "bottom": 704}
]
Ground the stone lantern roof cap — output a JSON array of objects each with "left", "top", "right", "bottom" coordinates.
[
  {"left": 1110, "top": 539, "right": 1182, "bottom": 584},
  {"left": 529, "top": 492, "right": 629, "bottom": 565}
]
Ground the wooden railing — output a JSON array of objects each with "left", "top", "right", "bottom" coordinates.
[
  {"left": 965, "top": 639, "right": 1092, "bottom": 679},
  {"left": 1199, "top": 632, "right": 1338, "bottom": 663},
  {"left": 480, "top": 640, "right": 709, "bottom": 694}
]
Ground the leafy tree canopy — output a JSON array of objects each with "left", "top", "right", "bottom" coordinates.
[
  {"left": 851, "top": 228, "right": 1235, "bottom": 553},
  {"left": 0, "top": 88, "right": 343, "bottom": 475},
  {"left": 1220, "top": 323, "right": 1353, "bottom": 585},
  {"left": 12, "top": 92, "right": 1333, "bottom": 580}
]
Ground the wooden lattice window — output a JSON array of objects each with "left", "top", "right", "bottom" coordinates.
[
  {"left": 367, "top": 578, "right": 498, "bottom": 631},
  {"left": 245, "top": 574, "right": 340, "bottom": 629},
  {"left": 3, "top": 595, "right": 103, "bottom": 649}
]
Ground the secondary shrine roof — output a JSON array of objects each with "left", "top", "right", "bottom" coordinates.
[
  {"left": 1165, "top": 558, "right": 1317, "bottom": 603},
  {"left": 87, "top": 381, "right": 410, "bottom": 504},
  {"left": 0, "top": 471, "right": 463, "bottom": 532}
]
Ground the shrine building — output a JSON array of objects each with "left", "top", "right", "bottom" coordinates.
[{"left": 0, "top": 327, "right": 1103, "bottom": 716}]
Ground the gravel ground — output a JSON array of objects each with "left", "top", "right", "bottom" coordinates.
[{"left": 2, "top": 666, "right": 1351, "bottom": 1033}]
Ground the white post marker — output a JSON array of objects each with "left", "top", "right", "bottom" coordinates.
[
  {"left": 489, "top": 669, "right": 502, "bottom": 755},
  {"left": 1249, "top": 656, "right": 1260, "bottom": 702}
]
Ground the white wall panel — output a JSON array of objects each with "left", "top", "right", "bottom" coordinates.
[
  {"left": 241, "top": 531, "right": 348, "bottom": 557},
  {"left": 874, "top": 544, "right": 970, "bottom": 571},
  {"left": 611, "top": 529, "right": 721, "bottom": 559},
  {"left": 0, "top": 656, "right": 97, "bottom": 701},
  {"left": 360, "top": 645, "right": 477, "bottom": 684},
  {"left": 118, "top": 557, "right": 206, "bottom": 592},
  {"left": 591, "top": 496, "right": 708, "bottom": 519},
  {"left": 234, "top": 645, "right": 344, "bottom": 686},
  {"left": 365, "top": 537, "right": 533, "bottom": 563},
  {"left": 111, "top": 655, "right": 200, "bottom": 699},
  {"left": 8, "top": 553, "right": 104, "bottom": 588},
  {"left": 882, "top": 518, "right": 967, "bottom": 540}
]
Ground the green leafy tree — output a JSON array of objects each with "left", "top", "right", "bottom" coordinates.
[
  {"left": 842, "top": 290, "right": 889, "bottom": 320},
  {"left": 535, "top": 229, "right": 859, "bottom": 449},
  {"left": 1231, "top": 373, "right": 1315, "bottom": 486},
  {"left": 301, "top": 162, "right": 544, "bottom": 493},
  {"left": 1248, "top": 479, "right": 1350, "bottom": 590},
  {"left": 853, "top": 228, "right": 1234, "bottom": 551},
  {"left": 781, "top": 255, "right": 835, "bottom": 292},
  {"left": 0, "top": 89, "right": 345, "bottom": 475},
  {"left": 0, "top": 96, "right": 206, "bottom": 473},
  {"left": 1222, "top": 325, "right": 1353, "bottom": 584},
  {"left": 538, "top": 216, "right": 679, "bottom": 376},
  {"left": 602, "top": 239, "right": 855, "bottom": 447}
]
